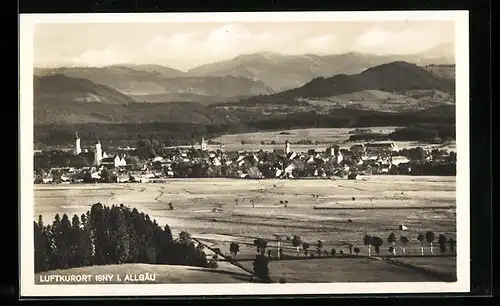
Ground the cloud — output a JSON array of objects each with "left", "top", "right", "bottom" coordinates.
[
  {"left": 69, "top": 46, "right": 130, "bottom": 67},
  {"left": 354, "top": 27, "right": 452, "bottom": 55},
  {"left": 302, "top": 35, "right": 337, "bottom": 53},
  {"left": 34, "top": 22, "right": 454, "bottom": 70}
]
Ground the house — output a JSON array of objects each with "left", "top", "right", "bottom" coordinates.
[
  {"left": 42, "top": 174, "right": 53, "bottom": 184},
  {"left": 390, "top": 156, "right": 410, "bottom": 166},
  {"left": 129, "top": 172, "right": 149, "bottom": 183},
  {"left": 101, "top": 155, "right": 128, "bottom": 169},
  {"left": 350, "top": 144, "right": 365, "bottom": 154},
  {"left": 153, "top": 156, "right": 164, "bottom": 162},
  {"left": 116, "top": 174, "right": 130, "bottom": 183},
  {"left": 211, "top": 157, "right": 222, "bottom": 166},
  {"left": 286, "top": 151, "right": 298, "bottom": 160},
  {"left": 333, "top": 151, "right": 343, "bottom": 164},
  {"left": 60, "top": 173, "right": 71, "bottom": 182},
  {"left": 341, "top": 151, "right": 355, "bottom": 162},
  {"left": 284, "top": 163, "right": 296, "bottom": 175}
]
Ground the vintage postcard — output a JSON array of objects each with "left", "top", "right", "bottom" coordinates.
[{"left": 19, "top": 11, "right": 470, "bottom": 297}]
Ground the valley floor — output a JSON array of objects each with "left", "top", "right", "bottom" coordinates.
[{"left": 33, "top": 176, "right": 457, "bottom": 283}]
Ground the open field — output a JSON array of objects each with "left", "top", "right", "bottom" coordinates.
[
  {"left": 35, "top": 262, "right": 252, "bottom": 284},
  {"left": 240, "top": 257, "right": 447, "bottom": 283},
  {"left": 207, "top": 127, "right": 456, "bottom": 152},
  {"left": 33, "top": 176, "right": 456, "bottom": 282}
]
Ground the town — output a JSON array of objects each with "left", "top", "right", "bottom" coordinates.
[{"left": 33, "top": 132, "right": 457, "bottom": 184}]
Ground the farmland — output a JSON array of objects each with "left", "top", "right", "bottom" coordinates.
[
  {"left": 33, "top": 176, "right": 456, "bottom": 282},
  {"left": 207, "top": 127, "right": 456, "bottom": 152}
]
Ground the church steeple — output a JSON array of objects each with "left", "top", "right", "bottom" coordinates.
[{"left": 74, "top": 132, "right": 81, "bottom": 155}]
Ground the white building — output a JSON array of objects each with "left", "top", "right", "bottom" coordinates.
[
  {"left": 101, "top": 155, "right": 127, "bottom": 169},
  {"left": 390, "top": 156, "right": 410, "bottom": 166},
  {"left": 285, "top": 140, "right": 291, "bottom": 155},
  {"left": 94, "top": 141, "right": 103, "bottom": 166},
  {"left": 74, "top": 133, "right": 81, "bottom": 155},
  {"left": 201, "top": 137, "right": 207, "bottom": 151}
]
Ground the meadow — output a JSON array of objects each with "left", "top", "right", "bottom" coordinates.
[
  {"left": 207, "top": 127, "right": 456, "bottom": 152},
  {"left": 33, "top": 176, "right": 457, "bottom": 283}
]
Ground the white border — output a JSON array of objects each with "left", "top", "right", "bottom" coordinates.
[{"left": 19, "top": 11, "right": 470, "bottom": 297}]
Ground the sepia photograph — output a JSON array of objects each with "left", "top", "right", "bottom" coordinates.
[{"left": 19, "top": 11, "right": 470, "bottom": 297}]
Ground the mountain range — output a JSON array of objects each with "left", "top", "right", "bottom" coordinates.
[
  {"left": 185, "top": 48, "right": 454, "bottom": 91},
  {"left": 34, "top": 46, "right": 454, "bottom": 101},
  {"left": 34, "top": 60, "right": 455, "bottom": 126},
  {"left": 270, "top": 61, "right": 454, "bottom": 99},
  {"left": 34, "top": 66, "right": 274, "bottom": 104}
]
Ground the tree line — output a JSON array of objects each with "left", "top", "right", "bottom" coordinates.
[
  {"left": 34, "top": 104, "right": 454, "bottom": 147},
  {"left": 34, "top": 203, "right": 208, "bottom": 273}
]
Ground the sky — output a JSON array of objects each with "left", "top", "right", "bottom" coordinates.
[{"left": 33, "top": 21, "right": 455, "bottom": 71}]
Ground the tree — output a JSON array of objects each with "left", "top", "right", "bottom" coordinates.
[
  {"left": 100, "top": 168, "right": 113, "bottom": 183},
  {"left": 69, "top": 214, "right": 83, "bottom": 268},
  {"left": 79, "top": 213, "right": 93, "bottom": 266},
  {"left": 253, "top": 238, "right": 267, "bottom": 255},
  {"left": 387, "top": 246, "right": 395, "bottom": 255},
  {"left": 292, "top": 236, "right": 302, "bottom": 255},
  {"left": 425, "top": 231, "right": 436, "bottom": 255},
  {"left": 363, "top": 234, "right": 372, "bottom": 257},
  {"left": 163, "top": 224, "right": 173, "bottom": 243},
  {"left": 253, "top": 254, "right": 270, "bottom": 282},
  {"left": 178, "top": 231, "right": 192, "bottom": 245},
  {"left": 417, "top": 233, "right": 426, "bottom": 255},
  {"left": 302, "top": 242, "right": 310, "bottom": 256},
  {"left": 348, "top": 244, "right": 353, "bottom": 255},
  {"left": 370, "top": 236, "right": 383, "bottom": 256},
  {"left": 447, "top": 238, "right": 456, "bottom": 253},
  {"left": 399, "top": 236, "right": 409, "bottom": 255},
  {"left": 317, "top": 240, "right": 323, "bottom": 255},
  {"left": 34, "top": 218, "right": 50, "bottom": 272},
  {"left": 56, "top": 214, "right": 72, "bottom": 269},
  {"left": 388, "top": 233, "right": 397, "bottom": 255},
  {"left": 110, "top": 209, "right": 130, "bottom": 264},
  {"left": 229, "top": 242, "right": 240, "bottom": 259},
  {"left": 438, "top": 234, "right": 447, "bottom": 255},
  {"left": 353, "top": 247, "right": 360, "bottom": 255}
]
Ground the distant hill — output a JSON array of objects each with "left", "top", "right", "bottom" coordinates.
[
  {"left": 418, "top": 42, "right": 455, "bottom": 63},
  {"left": 186, "top": 51, "right": 455, "bottom": 91},
  {"left": 34, "top": 74, "right": 135, "bottom": 105},
  {"left": 34, "top": 75, "right": 235, "bottom": 125},
  {"left": 130, "top": 76, "right": 274, "bottom": 103},
  {"left": 34, "top": 100, "right": 236, "bottom": 125},
  {"left": 422, "top": 64, "right": 455, "bottom": 81},
  {"left": 35, "top": 66, "right": 172, "bottom": 95},
  {"left": 254, "top": 61, "right": 455, "bottom": 104},
  {"left": 34, "top": 66, "right": 274, "bottom": 101},
  {"left": 109, "top": 64, "right": 186, "bottom": 78}
]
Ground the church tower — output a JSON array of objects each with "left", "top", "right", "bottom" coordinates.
[
  {"left": 74, "top": 132, "right": 81, "bottom": 155},
  {"left": 94, "top": 140, "right": 103, "bottom": 166},
  {"left": 285, "top": 140, "right": 291, "bottom": 155},
  {"left": 201, "top": 136, "right": 207, "bottom": 151}
]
